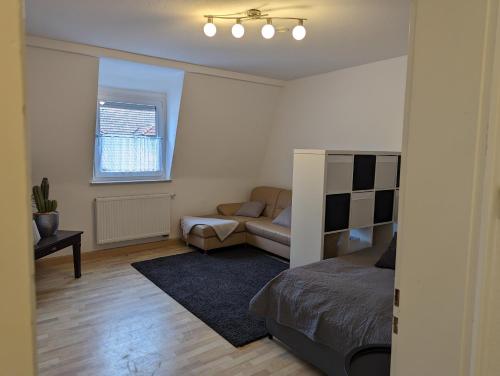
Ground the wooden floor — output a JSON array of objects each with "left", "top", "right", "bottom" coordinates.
[{"left": 35, "top": 241, "right": 321, "bottom": 376}]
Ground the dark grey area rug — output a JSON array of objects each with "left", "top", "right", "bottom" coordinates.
[{"left": 131, "top": 245, "right": 288, "bottom": 347}]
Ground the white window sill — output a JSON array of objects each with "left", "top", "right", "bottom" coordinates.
[{"left": 90, "top": 179, "right": 172, "bottom": 185}]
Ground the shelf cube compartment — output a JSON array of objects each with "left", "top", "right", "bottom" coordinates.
[
  {"left": 324, "top": 232, "right": 343, "bottom": 259},
  {"left": 349, "top": 227, "right": 374, "bottom": 253},
  {"left": 325, "top": 193, "right": 350, "bottom": 232},
  {"left": 373, "top": 223, "right": 396, "bottom": 246},
  {"left": 375, "top": 155, "right": 398, "bottom": 189},
  {"left": 397, "top": 155, "right": 401, "bottom": 188},
  {"left": 326, "top": 155, "right": 353, "bottom": 194},
  {"left": 393, "top": 190, "right": 399, "bottom": 222},
  {"left": 349, "top": 191, "right": 375, "bottom": 228},
  {"left": 374, "top": 190, "right": 395, "bottom": 224},
  {"left": 352, "top": 155, "right": 376, "bottom": 191}
]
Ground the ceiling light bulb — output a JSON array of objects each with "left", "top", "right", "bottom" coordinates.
[
  {"left": 232, "top": 21, "right": 245, "bottom": 39},
  {"left": 292, "top": 23, "right": 306, "bottom": 40},
  {"left": 203, "top": 18, "right": 217, "bottom": 37},
  {"left": 261, "top": 20, "right": 275, "bottom": 39}
]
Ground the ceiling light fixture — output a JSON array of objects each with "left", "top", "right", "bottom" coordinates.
[
  {"left": 292, "top": 20, "right": 307, "bottom": 41},
  {"left": 231, "top": 19, "right": 245, "bottom": 39},
  {"left": 203, "top": 9, "right": 307, "bottom": 41},
  {"left": 203, "top": 16, "right": 217, "bottom": 37},
  {"left": 261, "top": 19, "right": 275, "bottom": 39}
]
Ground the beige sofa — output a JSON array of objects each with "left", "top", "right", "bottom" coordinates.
[{"left": 183, "top": 186, "right": 292, "bottom": 259}]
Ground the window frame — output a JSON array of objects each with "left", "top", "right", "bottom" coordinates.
[{"left": 92, "top": 86, "right": 169, "bottom": 184}]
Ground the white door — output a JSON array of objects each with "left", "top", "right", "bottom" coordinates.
[{"left": 392, "top": 0, "right": 500, "bottom": 375}]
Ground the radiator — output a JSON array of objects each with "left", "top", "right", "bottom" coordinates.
[{"left": 95, "top": 194, "right": 172, "bottom": 244}]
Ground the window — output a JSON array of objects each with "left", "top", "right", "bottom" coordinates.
[{"left": 93, "top": 87, "right": 168, "bottom": 183}]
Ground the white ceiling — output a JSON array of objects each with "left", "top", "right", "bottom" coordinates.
[{"left": 25, "top": 0, "right": 410, "bottom": 80}]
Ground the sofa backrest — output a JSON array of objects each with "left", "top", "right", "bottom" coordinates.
[
  {"left": 250, "top": 186, "right": 283, "bottom": 218},
  {"left": 273, "top": 189, "right": 292, "bottom": 218}
]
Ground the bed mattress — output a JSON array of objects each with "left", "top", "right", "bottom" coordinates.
[{"left": 249, "top": 245, "right": 394, "bottom": 356}]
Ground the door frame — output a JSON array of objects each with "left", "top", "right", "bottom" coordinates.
[
  {"left": 0, "top": 0, "right": 36, "bottom": 375},
  {"left": 468, "top": 2, "right": 500, "bottom": 374}
]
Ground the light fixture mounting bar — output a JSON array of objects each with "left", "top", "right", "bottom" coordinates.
[
  {"left": 203, "top": 8, "right": 308, "bottom": 40},
  {"left": 204, "top": 8, "right": 306, "bottom": 22}
]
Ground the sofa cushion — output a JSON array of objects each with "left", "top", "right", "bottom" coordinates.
[
  {"left": 273, "top": 189, "right": 292, "bottom": 218},
  {"left": 250, "top": 186, "right": 282, "bottom": 218},
  {"left": 272, "top": 205, "right": 291, "bottom": 228},
  {"left": 189, "top": 215, "right": 267, "bottom": 238},
  {"left": 246, "top": 219, "right": 291, "bottom": 246},
  {"left": 217, "top": 203, "right": 242, "bottom": 216},
  {"left": 235, "top": 201, "right": 266, "bottom": 218}
]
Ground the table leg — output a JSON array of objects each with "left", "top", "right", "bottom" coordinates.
[{"left": 72, "top": 239, "right": 81, "bottom": 278}]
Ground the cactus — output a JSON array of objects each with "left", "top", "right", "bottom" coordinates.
[
  {"left": 33, "top": 186, "right": 45, "bottom": 212},
  {"left": 32, "top": 178, "right": 58, "bottom": 213},
  {"left": 41, "top": 177, "right": 49, "bottom": 200},
  {"left": 47, "top": 200, "right": 57, "bottom": 212}
]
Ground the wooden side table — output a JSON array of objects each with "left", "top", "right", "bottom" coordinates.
[{"left": 34, "top": 230, "right": 83, "bottom": 278}]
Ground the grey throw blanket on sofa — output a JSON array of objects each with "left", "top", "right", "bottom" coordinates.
[
  {"left": 249, "top": 246, "right": 394, "bottom": 355},
  {"left": 181, "top": 216, "right": 239, "bottom": 242}
]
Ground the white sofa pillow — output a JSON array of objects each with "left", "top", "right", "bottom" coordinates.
[
  {"left": 235, "top": 201, "right": 266, "bottom": 218},
  {"left": 272, "top": 206, "right": 291, "bottom": 228}
]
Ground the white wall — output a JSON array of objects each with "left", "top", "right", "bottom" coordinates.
[
  {"left": 26, "top": 46, "right": 280, "bottom": 253},
  {"left": 26, "top": 45, "right": 406, "bottom": 254},
  {"left": 259, "top": 56, "right": 407, "bottom": 188}
]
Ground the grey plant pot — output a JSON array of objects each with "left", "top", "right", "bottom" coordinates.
[{"left": 34, "top": 212, "right": 59, "bottom": 238}]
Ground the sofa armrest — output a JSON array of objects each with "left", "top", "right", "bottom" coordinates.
[{"left": 217, "top": 203, "right": 243, "bottom": 216}]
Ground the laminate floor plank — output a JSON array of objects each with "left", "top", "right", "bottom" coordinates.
[{"left": 36, "top": 242, "right": 321, "bottom": 376}]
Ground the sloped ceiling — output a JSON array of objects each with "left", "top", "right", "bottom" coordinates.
[{"left": 26, "top": 0, "right": 410, "bottom": 80}]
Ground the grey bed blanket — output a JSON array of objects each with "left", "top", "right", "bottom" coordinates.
[{"left": 249, "top": 246, "right": 394, "bottom": 356}]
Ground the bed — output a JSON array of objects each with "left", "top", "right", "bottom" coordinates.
[{"left": 249, "top": 244, "right": 394, "bottom": 375}]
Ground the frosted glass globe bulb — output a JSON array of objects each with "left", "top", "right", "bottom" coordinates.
[
  {"left": 232, "top": 23, "right": 245, "bottom": 38},
  {"left": 261, "top": 23, "right": 275, "bottom": 39},
  {"left": 204, "top": 21, "right": 217, "bottom": 37},
  {"left": 292, "top": 24, "right": 306, "bottom": 40}
]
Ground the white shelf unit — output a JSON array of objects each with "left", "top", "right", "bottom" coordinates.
[{"left": 290, "top": 149, "right": 401, "bottom": 268}]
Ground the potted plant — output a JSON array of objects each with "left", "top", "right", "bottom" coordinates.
[{"left": 33, "top": 177, "right": 59, "bottom": 238}]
